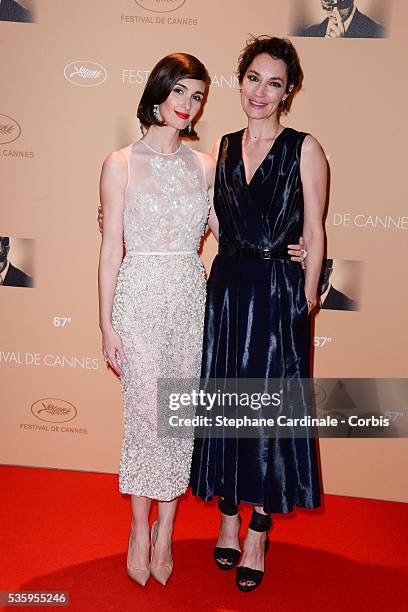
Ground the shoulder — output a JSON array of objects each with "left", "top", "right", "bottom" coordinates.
[
  {"left": 6, "top": 263, "right": 20, "bottom": 278},
  {"left": 104, "top": 148, "right": 129, "bottom": 166},
  {"left": 191, "top": 148, "right": 216, "bottom": 171},
  {"left": 223, "top": 129, "right": 244, "bottom": 141},
  {"left": 6, "top": 1, "right": 32, "bottom": 21},
  {"left": 300, "top": 134, "right": 327, "bottom": 168},
  {"left": 303, "top": 19, "right": 328, "bottom": 37},
  {"left": 101, "top": 149, "right": 128, "bottom": 175},
  {"left": 191, "top": 149, "right": 212, "bottom": 164},
  {"left": 6, "top": 264, "right": 32, "bottom": 286},
  {"left": 354, "top": 9, "right": 384, "bottom": 36},
  {"left": 301, "top": 134, "right": 325, "bottom": 155},
  {"left": 21, "top": 7, "right": 33, "bottom": 22},
  {"left": 199, "top": 151, "right": 216, "bottom": 170},
  {"left": 100, "top": 149, "right": 129, "bottom": 191},
  {"left": 282, "top": 128, "right": 323, "bottom": 157},
  {"left": 213, "top": 130, "right": 244, "bottom": 158},
  {"left": 208, "top": 134, "right": 228, "bottom": 162},
  {"left": 192, "top": 149, "right": 216, "bottom": 188},
  {"left": 299, "top": 135, "right": 327, "bottom": 181},
  {"left": 281, "top": 127, "right": 313, "bottom": 149},
  {"left": 216, "top": 130, "right": 243, "bottom": 145},
  {"left": 19, "top": 8, "right": 33, "bottom": 22}
]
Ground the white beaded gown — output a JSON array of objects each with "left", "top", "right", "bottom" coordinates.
[{"left": 112, "top": 139, "right": 209, "bottom": 500}]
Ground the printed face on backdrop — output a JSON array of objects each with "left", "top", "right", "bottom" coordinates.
[
  {"left": 318, "top": 259, "right": 362, "bottom": 311},
  {"left": 158, "top": 78, "right": 205, "bottom": 130},
  {"left": 240, "top": 53, "right": 292, "bottom": 121},
  {"left": 321, "top": 0, "right": 354, "bottom": 11},
  {"left": 0, "top": 236, "right": 34, "bottom": 287},
  {"left": 294, "top": 0, "right": 386, "bottom": 38},
  {"left": 321, "top": 0, "right": 354, "bottom": 20},
  {"left": 0, "top": 237, "right": 10, "bottom": 268}
]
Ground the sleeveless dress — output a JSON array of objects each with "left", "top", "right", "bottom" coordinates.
[
  {"left": 190, "top": 128, "right": 321, "bottom": 513},
  {"left": 112, "top": 140, "right": 209, "bottom": 501}
]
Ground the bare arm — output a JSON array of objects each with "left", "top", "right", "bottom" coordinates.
[
  {"left": 207, "top": 204, "right": 219, "bottom": 242},
  {"left": 98, "top": 151, "right": 128, "bottom": 375},
  {"left": 202, "top": 151, "right": 216, "bottom": 191},
  {"left": 202, "top": 149, "right": 218, "bottom": 241},
  {"left": 300, "top": 135, "right": 328, "bottom": 310},
  {"left": 204, "top": 139, "right": 221, "bottom": 241}
]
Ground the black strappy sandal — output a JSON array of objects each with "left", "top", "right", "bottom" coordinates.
[
  {"left": 235, "top": 509, "right": 272, "bottom": 592},
  {"left": 213, "top": 498, "right": 241, "bottom": 571}
]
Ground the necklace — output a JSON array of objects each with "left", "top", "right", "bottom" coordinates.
[
  {"left": 140, "top": 138, "right": 182, "bottom": 156},
  {"left": 244, "top": 122, "right": 281, "bottom": 145}
]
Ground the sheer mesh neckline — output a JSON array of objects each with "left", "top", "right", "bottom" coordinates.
[{"left": 138, "top": 138, "right": 182, "bottom": 156}]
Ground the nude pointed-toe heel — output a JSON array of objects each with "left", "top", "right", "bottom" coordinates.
[
  {"left": 150, "top": 564, "right": 173, "bottom": 586},
  {"left": 126, "top": 565, "right": 150, "bottom": 587},
  {"left": 126, "top": 533, "right": 150, "bottom": 587},
  {"left": 150, "top": 521, "right": 173, "bottom": 586}
]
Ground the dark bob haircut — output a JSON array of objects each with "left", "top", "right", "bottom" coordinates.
[
  {"left": 237, "top": 36, "right": 303, "bottom": 110},
  {"left": 137, "top": 53, "right": 210, "bottom": 137}
]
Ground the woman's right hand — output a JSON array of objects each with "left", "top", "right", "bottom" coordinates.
[
  {"left": 97, "top": 205, "right": 103, "bottom": 234},
  {"left": 288, "top": 236, "right": 307, "bottom": 270},
  {"left": 102, "top": 327, "right": 127, "bottom": 377}
]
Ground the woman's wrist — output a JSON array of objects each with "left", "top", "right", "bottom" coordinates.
[
  {"left": 100, "top": 320, "right": 114, "bottom": 334},
  {"left": 305, "top": 292, "right": 318, "bottom": 312}
]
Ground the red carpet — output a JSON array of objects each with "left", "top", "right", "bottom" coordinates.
[{"left": 0, "top": 466, "right": 407, "bottom": 611}]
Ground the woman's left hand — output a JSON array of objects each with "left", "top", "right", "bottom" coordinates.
[
  {"left": 288, "top": 236, "right": 307, "bottom": 270},
  {"left": 306, "top": 295, "right": 317, "bottom": 314}
]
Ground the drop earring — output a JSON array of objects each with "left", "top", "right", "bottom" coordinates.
[
  {"left": 153, "top": 104, "right": 160, "bottom": 119},
  {"left": 187, "top": 123, "right": 192, "bottom": 134}
]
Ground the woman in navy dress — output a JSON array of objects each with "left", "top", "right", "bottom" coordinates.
[{"left": 190, "top": 36, "right": 327, "bottom": 591}]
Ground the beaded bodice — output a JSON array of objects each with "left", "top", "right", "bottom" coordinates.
[{"left": 121, "top": 140, "right": 209, "bottom": 252}]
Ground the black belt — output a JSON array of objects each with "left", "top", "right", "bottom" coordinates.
[{"left": 218, "top": 244, "right": 291, "bottom": 260}]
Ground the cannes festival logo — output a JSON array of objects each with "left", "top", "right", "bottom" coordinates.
[
  {"left": 31, "top": 398, "right": 77, "bottom": 423},
  {"left": 0, "top": 114, "right": 21, "bottom": 144},
  {"left": 135, "top": 0, "right": 186, "bottom": 12},
  {"left": 64, "top": 61, "right": 108, "bottom": 87}
]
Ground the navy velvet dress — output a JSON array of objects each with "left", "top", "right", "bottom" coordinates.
[{"left": 190, "top": 127, "right": 321, "bottom": 513}]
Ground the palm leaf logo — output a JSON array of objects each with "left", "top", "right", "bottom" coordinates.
[
  {"left": 69, "top": 65, "right": 102, "bottom": 79},
  {"left": 0, "top": 124, "right": 15, "bottom": 135},
  {"left": 38, "top": 403, "right": 71, "bottom": 416}
]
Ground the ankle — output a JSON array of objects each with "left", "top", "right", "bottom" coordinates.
[
  {"left": 221, "top": 512, "right": 240, "bottom": 524},
  {"left": 245, "top": 528, "right": 267, "bottom": 544},
  {"left": 249, "top": 509, "right": 272, "bottom": 532},
  {"left": 218, "top": 498, "right": 239, "bottom": 516},
  {"left": 130, "top": 523, "right": 149, "bottom": 538},
  {"left": 155, "top": 521, "right": 173, "bottom": 540}
]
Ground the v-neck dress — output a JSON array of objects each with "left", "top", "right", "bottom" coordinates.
[{"left": 190, "top": 127, "right": 321, "bottom": 513}]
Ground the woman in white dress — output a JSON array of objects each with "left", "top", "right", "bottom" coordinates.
[{"left": 98, "top": 53, "right": 216, "bottom": 586}]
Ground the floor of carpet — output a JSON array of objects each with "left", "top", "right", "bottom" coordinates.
[{"left": 1, "top": 466, "right": 407, "bottom": 611}]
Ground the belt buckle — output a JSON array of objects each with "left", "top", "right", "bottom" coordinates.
[{"left": 260, "top": 248, "right": 271, "bottom": 260}]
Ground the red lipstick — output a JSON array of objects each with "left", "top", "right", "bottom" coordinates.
[{"left": 175, "top": 111, "right": 189, "bottom": 120}]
